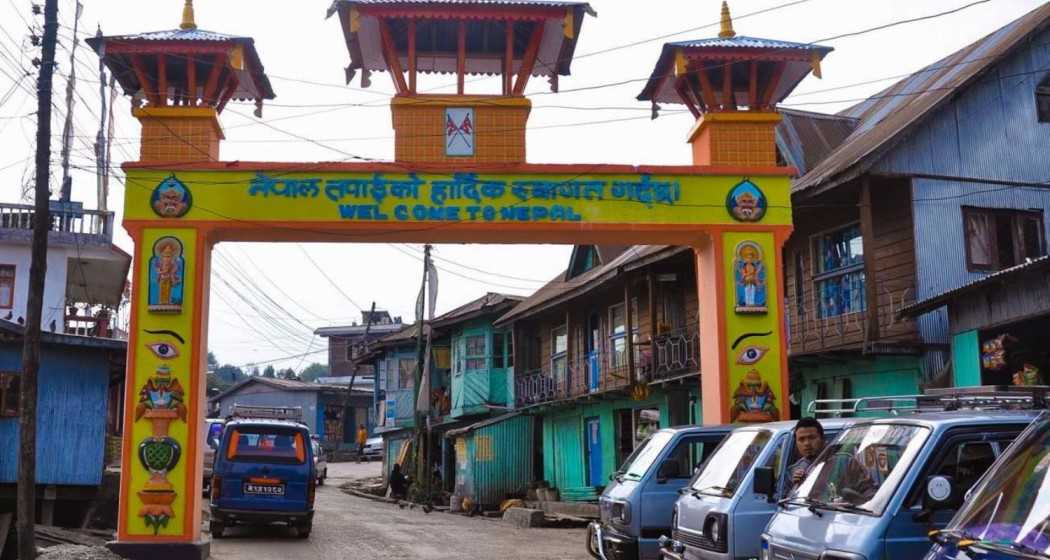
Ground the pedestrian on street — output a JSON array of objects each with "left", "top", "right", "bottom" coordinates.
[
  {"left": 356, "top": 424, "right": 368, "bottom": 463},
  {"left": 389, "top": 463, "right": 409, "bottom": 500},
  {"left": 789, "top": 417, "right": 826, "bottom": 491}
]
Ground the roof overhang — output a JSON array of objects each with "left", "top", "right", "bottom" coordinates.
[{"left": 327, "top": 0, "right": 594, "bottom": 89}]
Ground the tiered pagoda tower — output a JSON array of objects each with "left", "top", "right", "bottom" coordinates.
[
  {"left": 87, "top": 0, "right": 274, "bottom": 163},
  {"left": 638, "top": 2, "right": 832, "bottom": 167},
  {"left": 327, "top": 0, "right": 595, "bottom": 165}
]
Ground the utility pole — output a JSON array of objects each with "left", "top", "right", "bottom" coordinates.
[
  {"left": 413, "top": 245, "right": 431, "bottom": 494},
  {"left": 58, "top": 1, "right": 82, "bottom": 202},
  {"left": 19, "top": 0, "right": 59, "bottom": 557},
  {"left": 346, "top": 301, "right": 376, "bottom": 458},
  {"left": 93, "top": 26, "right": 109, "bottom": 213}
]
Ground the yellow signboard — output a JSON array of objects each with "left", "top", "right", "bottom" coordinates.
[{"left": 123, "top": 169, "right": 792, "bottom": 228}]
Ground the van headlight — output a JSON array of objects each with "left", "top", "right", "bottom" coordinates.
[
  {"left": 610, "top": 500, "right": 631, "bottom": 524},
  {"left": 702, "top": 512, "right": 728, "bottom": 552},
  {"left": 820, "top": 552, "right": 866, "bottom": 560}
]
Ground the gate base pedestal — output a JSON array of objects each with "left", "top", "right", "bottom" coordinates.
[{"left": 106, "top": 540, "right": 210, "bottom": 560}]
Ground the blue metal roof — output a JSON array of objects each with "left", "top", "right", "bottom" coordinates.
[
  {"left": 792, "top": 3, "right": 1050, "bottom": 194},
  {"left": 93, "top": 28, "right": 247, "bottom": 42},
  {"left": 668, "top": 35, "right": 831, "bottom": 52}
]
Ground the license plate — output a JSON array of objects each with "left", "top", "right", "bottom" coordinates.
[{"left": 243, "top": 483, "right": 285, "bottom": 496}]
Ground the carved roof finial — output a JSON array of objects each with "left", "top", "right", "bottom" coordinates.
[
  {"left": 719, "top": 1, "right": 736, "bottom": 39},
  {"left": 180, "top": 0, "right": 197, "bottom": 30}
]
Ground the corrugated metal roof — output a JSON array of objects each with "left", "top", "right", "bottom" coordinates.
[
  {"left": 775, "top": 108, "right": 859, "bottom": 175},
  {"left": 328, "top": 0, "right": 593, "bottom": 83},
  {"left": 637, "top": 37, "right": 831, "bottom": 106},
  {"left": 495, "top": 245, "right": 690, "bottom": 325},
  {"left": 93, "top": 28, "right": 246, "bottom": 42},
  {"left": 899, "top": 255, "right": 1050, "bottom": 318},
  {"left": 333, "top": 0, "right": 591, "bottom": 6},
  {"left": 668, "top": 35, "right": 829, "bottom": 50},
  {"left": 86, "top": 28, "right": 276, "bottom": 102},
  {"left": 792, "top": 3, "right": 1050, "bottom": 195}
]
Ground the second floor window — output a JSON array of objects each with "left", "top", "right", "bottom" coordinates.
[
  {"left": 551, "top": 325, "right": 568, "bottom": 381},
  {"left": 0, "top": 372, "right": 19, "bottom": 417},
  {"left": 0, "top": 265, "right": 13, "bottom": 309},
  {"left": 398, "top": 358, "right": 416, "bottom": 389},
  {"left": 813, "top": 224, "right": 865, "bottom": 318},
  {"left": 963, "top": 207, "right": 1044, "bottom": 272},
  {"left": 609, "top": 299, "right": 639, "bottom": 367},
  {"left": 464, "top": 334, "right": 487, "bottom": 371}
]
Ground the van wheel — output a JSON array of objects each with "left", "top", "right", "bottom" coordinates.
[
  {"left": 210, "top": 521, "right": 225, "bottom": 539},
  {"left": 296, "top": 522, "right": 312, "bottom": 539}
]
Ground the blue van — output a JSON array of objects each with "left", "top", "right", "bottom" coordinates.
[
  {"left": 925, "top": 411, "right": 1050, "bottom": 560},
  {"left": 209, "top": 407, "right": 316, "bottom": 539},
  {"left": 588, "top": 425, "right": 732, "bottom": 560},
  {"left": 659, "top": 418, "right": 855, "bottom": 560},
  {"left": 762, "top": 407, "right": 1038, "bottom": 560}
]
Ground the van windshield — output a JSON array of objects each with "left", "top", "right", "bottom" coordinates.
[
  {"left": 226, "top": 426, "right": 306, "bottom": 464},
  {"left": 794, "top": 423, "right": 929, "bottom": 516},
  {"left": 690, "top": 429, "right": 772, "bottom": 497},
  {"left": 946, "top": 413, "right": 1050, "bottom": 555},
  {"left": 620, "top": 431, "right": 675, "bottom": 480}
]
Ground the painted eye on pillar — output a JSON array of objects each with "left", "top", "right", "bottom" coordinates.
[
  {"left": 736, "top": 345, "right": 769, "bottom": 366},
  {"left": 146, "top": 342, "right": 180, "bottom": 360}
]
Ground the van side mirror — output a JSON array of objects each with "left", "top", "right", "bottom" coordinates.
[
  {"left": 753, "top": 466, "right": 775, "bottom": 501},
  {"left": 922, "top": 475, "right": 956, "bottom": 512},
  {"left": 656, "top": 460, "right": 681, "bottom": 483}
]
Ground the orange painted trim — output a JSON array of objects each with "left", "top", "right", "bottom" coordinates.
[
  {"left": 120, "top": 220, "right": 795, "bottom": 246},
  {"left": 390, "top": 94, "right": 532, "bottom": 108},
  {"left": 116, "top": 230, "right": 143, "bottom": 541},
  {"left": 774, "top": 228, "right": 792, "bottom": 421},
  {"left": 182, "top": 227, "right": 208, "bottom": 538},
  {"left": 120, "top": 160, "right": 798, "bottom": 177},
  {"left": 711, "top": 234, "right": 729, "bottom": 424}
]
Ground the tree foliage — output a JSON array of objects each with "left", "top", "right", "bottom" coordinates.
[{"left": 300, "top": 362, "right": 330, "bottom": 383}]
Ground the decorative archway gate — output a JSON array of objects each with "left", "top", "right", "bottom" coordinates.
[{"left": 92, "top": 0, "right": 829, "bottom": 556}]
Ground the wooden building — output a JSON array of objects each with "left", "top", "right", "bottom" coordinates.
[
  {"left": 775, "top": 4, "right": 1050, "bottom": 413},
  {"left": 494, "top": 245, "right": 701, "bottom": 500}
]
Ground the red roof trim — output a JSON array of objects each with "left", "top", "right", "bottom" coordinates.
[
  {"left": 103, "top": 41, "right": 236, "bottom": 55},
  {"left": 358, "top": 5, "right": 563, "bottom": 20},
  {"left": 122, "top": 160, "right": 796, "bottom": 176}
]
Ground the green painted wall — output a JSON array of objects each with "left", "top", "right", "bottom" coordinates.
[
  {"left": 952, "top": 330, "right": 982, "bottom": 387},
  {"left": 795, "top": 355, "right": 921, "bottom": 417},
  {"left": 539, "top": 386, "right": 699, "bottom": 494},
  {"left": 450, "top": 320, "right": 512, "bottom": 418}
]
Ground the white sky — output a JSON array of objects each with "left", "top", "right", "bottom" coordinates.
[{"left": 0, "top": 0, "right": 1045, "bottom": 370}]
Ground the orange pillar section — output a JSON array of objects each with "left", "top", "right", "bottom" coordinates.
[{"left": 697, "top": 227, "right": 791, "bottom": 425}]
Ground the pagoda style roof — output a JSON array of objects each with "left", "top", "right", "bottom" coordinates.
[
  {"left": 327, "top": 0, "right": 594, "bottom": 90},
  {"left": 87, "top": 27, "right": 275, "bottom": 106},
  {"left": 638, "top": 36, "right": 831, "bottom": 108}
]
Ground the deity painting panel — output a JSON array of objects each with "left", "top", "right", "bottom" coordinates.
[
  {"left": 148, "top": 237, "right": 185, "bottom": 313},
  {"left": 150, "top": 175, "right": 192, "bottom": 218},
  {"left": 726, "top": 179, "right": 767, "bottom": 222},
  {"left": 731, "top": 369, "right": 780, "bottom": 423},
  {"left": 734, "top": 241, "right": 768, "bottom": 314}
]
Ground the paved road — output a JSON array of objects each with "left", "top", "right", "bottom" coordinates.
[{"left": 209, "top": 461, "right": 591, "bottom": 560}]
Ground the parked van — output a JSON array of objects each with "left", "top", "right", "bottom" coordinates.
[
  {"left": 588, "top": 425, "right": 732, "bottom": 560},
  {"left": 762, "top": 388, "right": 1043, "bottom": 560},
  {"left": 926, "top": 410, "right": 1050, "bottom": 560},
  {"left": 659, "top": 418, "right": 855, "bottom": 560},
  {"left": 210, "top": 406, "right": 316, "bottom": 538},
  {"left": 202, "top": 418, "right": 225, "bottom": 494}
]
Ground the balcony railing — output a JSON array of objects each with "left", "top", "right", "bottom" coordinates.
[
  {"left": 0, "top": 201, "right": 114, "bottom": 245},
  {"left": 515, "top": 324, "right": 701, "bottom": 407},
  {"left": 642, "top": 324, "right": 700, "bottom": 382},
  {"left": 515, "top": 350, "right": 633, "bottom": 406}
]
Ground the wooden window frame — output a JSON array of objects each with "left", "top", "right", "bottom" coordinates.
[
  {"left": 397, "top": 358, "right": 416, "bottom": 390},
  {"left": 0, "top": 372, "right": 21, "bottom": 417},
  {"left": 809, "top": 222, "right": 866, "bottom": 319},
  {"left": 962, "top": 206, "right": 1045, "bottom": 273},
  {"left": 608, "top": 299, "right": 639, "bottom": 368},
  {"left": 1037, "top": 83, "right": 1050, "bottom": 123},
  {"left": 463, "top": 332, "right": 487, "bottom": 371},
  {"left": 0, "top": 264, "right": 14, "bottom": 310},
  {"left": 550, "top": 324, "right": 568, "bottom": 379}
]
